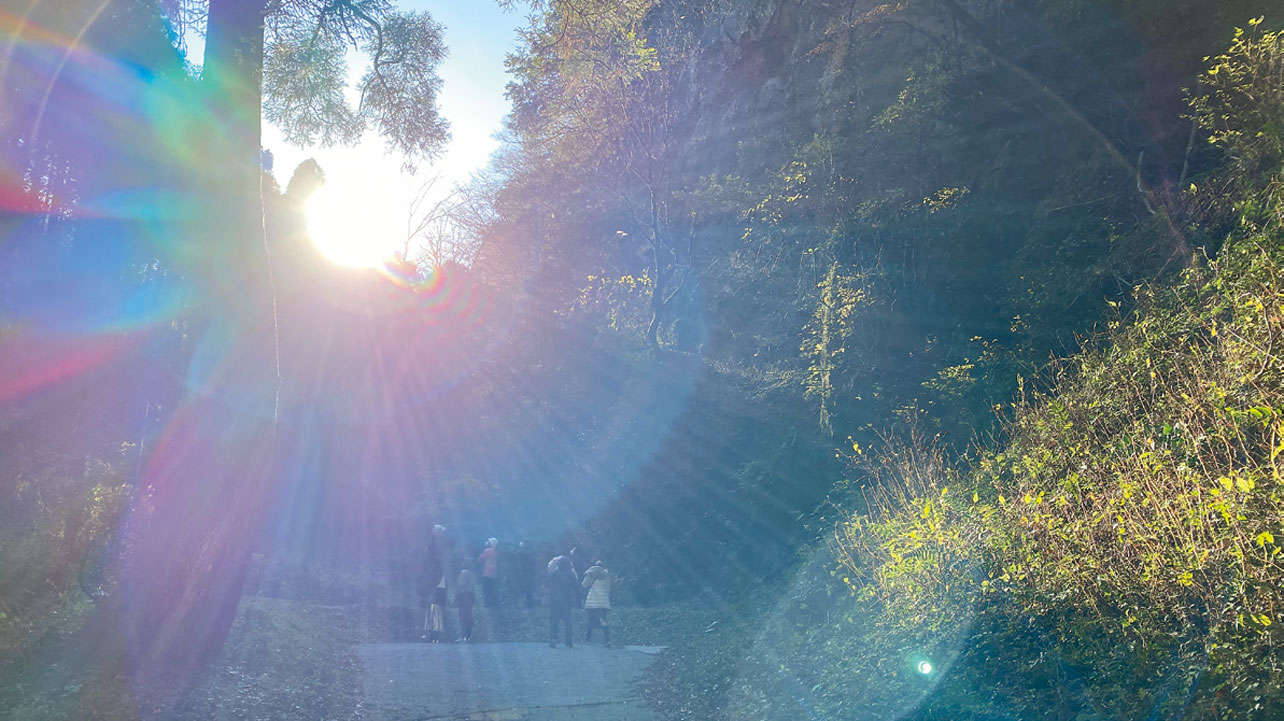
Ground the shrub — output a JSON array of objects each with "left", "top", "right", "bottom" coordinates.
[{"left": 835, "top": 21, "right": 1284, "bottom": 719}]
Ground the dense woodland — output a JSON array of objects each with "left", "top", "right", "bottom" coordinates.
[{"left": 2, "top": 0, "right": 1282, "bottom": 719}]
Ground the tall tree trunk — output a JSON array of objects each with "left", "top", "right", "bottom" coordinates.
[
  {"left": 646, "top": 239, "right": 664, "bottom": 347},
  {"left": 114, "top": 0, "right": 278, "bottom": 697},
  {"left": 203, "top": 0, "right": 267, "bottom": 263},
  {"left": 204, "top": 0, "right": 266, "bottom": 183},
  {"left": 202, "top": 0, "right": 277, "bottom": 395}
]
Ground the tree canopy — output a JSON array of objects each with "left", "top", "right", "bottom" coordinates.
[{"left": 174, "top": 0, "right": 449, "bottom": 170}]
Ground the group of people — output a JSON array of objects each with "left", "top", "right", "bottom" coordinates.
[
  {"left": 419, "top": 525, "right": 613, "bottom": 648},
  {"left": 424, "top": 533, "right": 501, "bottom": 643},
  {"left": 545, "top": 551, "right": 611, "bottom": 648}
]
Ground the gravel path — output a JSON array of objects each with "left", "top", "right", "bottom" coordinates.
[{"left": 356, "top": 642, "right": 661, "bottom": 721}]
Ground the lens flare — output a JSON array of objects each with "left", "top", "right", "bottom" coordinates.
[{"left": 304, "top": 181, "right": 404, "bottom": 268}]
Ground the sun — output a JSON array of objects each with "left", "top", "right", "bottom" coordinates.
[{"left": 304, "top": 180, "right": 404, "bottom": 268}]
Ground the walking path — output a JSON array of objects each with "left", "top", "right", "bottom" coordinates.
[{"left": 356, "top": 642, "right": 663, "bottom": 721}]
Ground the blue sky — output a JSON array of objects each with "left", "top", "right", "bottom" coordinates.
[{"left": 259, "top": 1, "right": 530, "bottom": 265}]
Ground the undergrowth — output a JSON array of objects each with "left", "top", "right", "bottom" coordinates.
[
  {"left": 643, "top": 20, "right": 1284, "bottom": 721},
  {"left": 828, "top": 21, "right": 1284, "bottom": 721}
]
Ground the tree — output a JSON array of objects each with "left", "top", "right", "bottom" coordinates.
[
  {"left": 184, "top": 0, "right": 450, "bottom": 168},
  {"left": 168, "top": 0, "right": 452, "bottom": 396},
  {"left": 402, "top": 173, "right": 473, "bottom": 269},
  {"left": 175, "top": 0, "right": 451, "bottom": 288},
  {"left": 84, "top": 2, "right": 451, "bottom": 690},
  {"left": 505, "top": 0, "right": 697, "bottom": 348}
]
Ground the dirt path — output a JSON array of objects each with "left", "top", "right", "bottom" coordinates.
[{"left": 356, "top": 642, "right": 663, "bottom": 721}]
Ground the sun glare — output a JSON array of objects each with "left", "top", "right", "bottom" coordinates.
[{"left": 305, "top": 182, "right": 405, "bottom": 268}]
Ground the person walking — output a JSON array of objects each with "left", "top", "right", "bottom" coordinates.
[
  {"left": 479, "top": 537, "right": 500, "bottom": 608},
  {"left": 421, "top": 524, "right": 449, "bottom": 643},
  {"left": 515, "top": 541, "right": 536, "bottom": 608},
  {"left": 546, "top": 552, "right": 578, "bottom": 648},
  {"left": 581, "top": 559, "right": 611, "bottom": 646},
  {"left": 455, "top": 559, "right": 477, "bottom": 642},
  {"left": 569, "top": 545, "right": 590, "bottom": 606}
]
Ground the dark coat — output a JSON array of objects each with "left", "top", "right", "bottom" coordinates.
[
  {"left": 546, "top": 555, "right": 580, "bottom": 608},
  {"left": 419, "top": 537, "right": 445, "bottom": 601}
]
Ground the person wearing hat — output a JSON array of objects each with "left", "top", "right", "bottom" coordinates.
[
  {"left": 420, "top": 524, "right": 449, "bottom": 643},
  {"left": 479, "top": 537, "right": 500, "bottom": 608},
  {"left": 581, "top": 559, "right": 611, "bottom": 646},
  {"left": 515, "top": 541, "right": 537, "bottom": 608},
  {"left": 546, "top": 552, "right": 579, "bottom": 647}
]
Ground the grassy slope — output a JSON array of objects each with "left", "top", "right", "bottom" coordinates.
[{"left": 639, "top": 230, "right": 1284, "bottom": 721}]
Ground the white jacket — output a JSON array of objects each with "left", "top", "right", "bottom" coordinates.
[{"left": 582, "top": 564, "right": 610, "bottom": 609}]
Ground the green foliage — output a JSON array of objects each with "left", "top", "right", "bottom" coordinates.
[
  {"left": 244, "top": 0, "right": 450, "bottom": 164},
  {"left": 487, "top": 0, "right": 1282, "bottom": 616},
  {"left": 802, "top": 261, "right": 873, "bottom": 434},
  {"left": 506, "top": 0, "right": 672, "bottom": 180},
  {"left": 717, "top": 225, "right": 1284, "bottom": 721},
  {"left": 572, "top": 272, "right": 655, "bottom": 335},
  {"left": 0, "top": 451, "right": 132, "bottom": 656},
  {"left": 873, "top": 65, "right": 952, "bottom": 132},
  {"left": 834, "top": 436, "right": 985, "bottom": 634},
  {"left": 824, "top": 24, "right": 1284, "bottom": 719},
  {"left": 1187, "top": 19, "right": 1284, "bottom": 232},
  {"left": 639, "top": 19, "right": 1284, "bottom": 720}
]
